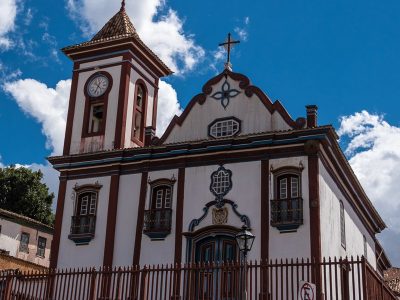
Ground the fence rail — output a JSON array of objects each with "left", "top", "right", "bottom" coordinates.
[{"left": 0, "top": 256, "right": 396, "bottom": 300}]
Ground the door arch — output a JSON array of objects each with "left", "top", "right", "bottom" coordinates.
[{"left": 195, "top": 235, "right": 237, "bottom": 263}]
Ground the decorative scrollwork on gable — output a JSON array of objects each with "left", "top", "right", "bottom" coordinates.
[{"left": 211, "top": 79, "right": 240, "bottom": 109}]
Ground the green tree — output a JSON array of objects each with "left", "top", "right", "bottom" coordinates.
[{"left": 0, "top": 166, "right": 54, "bottom": 226}]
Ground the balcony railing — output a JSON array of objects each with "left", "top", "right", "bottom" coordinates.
[
  {"left": 143, "top": 208, "right": 172, "bottom": 240},
  {"left": 68, "top": 215, "right": 96, "bottom": 245},
  {"left": 271, "top": 197, "right": 303, "bottom": 232}
]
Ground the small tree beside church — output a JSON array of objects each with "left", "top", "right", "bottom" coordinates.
[{"left": 0, "top": 166, "right": 54, "bottom": 226}]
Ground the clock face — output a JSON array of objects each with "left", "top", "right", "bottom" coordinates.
[{"left": 87, "top": 75, "right": 109, "bottom": 97}]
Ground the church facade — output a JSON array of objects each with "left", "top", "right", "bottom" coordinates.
[{"left": 48, "top": 4, "right": 390, "bottom": 276}]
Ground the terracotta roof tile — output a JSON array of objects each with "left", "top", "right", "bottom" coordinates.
[
  {"left": 0, "top": 208, "right": 53, "bottom": 233},
  {"left": 91, "top": 7, "right": 136, "bottom": 41},
  {"left": 385, "top": 268, "right": 400, "bottom": 296}
]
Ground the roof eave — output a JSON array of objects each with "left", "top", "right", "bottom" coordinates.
[{"left": 61, "top": 37, "right": 173, "bottom": 77}]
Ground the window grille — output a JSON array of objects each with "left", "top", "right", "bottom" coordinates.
[
  {"left": 37, "top": 236, "right": 46, "bottom": 257},
  {"left": 19, "top": 232, "right": 30, "bottom": 253},
  {"left": 211, "top": 168, "right": 232, "bottom": 197},
  {"left": 209, "top": 118, "right": 241, "bottom": 138},
  {"left": 340, "top": 201, "right": 346, "bottom": 248}
]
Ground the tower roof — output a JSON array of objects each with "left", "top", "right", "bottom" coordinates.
[
  {"left": 91, "top": 6, "right": 136, "bottom": 42},
  {"left": 61, "top": 3, "right": 172, "bottom": 76}
]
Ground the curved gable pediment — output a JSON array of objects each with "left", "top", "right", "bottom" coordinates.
[{"left": 158, "top": 69, "right": 305, "bottom": 145}]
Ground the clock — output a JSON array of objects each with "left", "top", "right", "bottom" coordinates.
[{"left": 87, "top": 74, "right": 109, "bottom": 97}]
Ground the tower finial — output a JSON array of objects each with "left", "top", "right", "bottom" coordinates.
[
  {"left": 121, "top": 0, "right": 125, "bottom": 11},
  {"left": 218, "top": 33, "right": 240, "bottom": 71}
]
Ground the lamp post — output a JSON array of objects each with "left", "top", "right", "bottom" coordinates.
[{"left": 235, "top": 225, "right": 255, "bottom": 300}]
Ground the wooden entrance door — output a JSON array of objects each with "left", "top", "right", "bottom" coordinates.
[{"left": 195, "top": 235, "right": 237, "bottom": 299}]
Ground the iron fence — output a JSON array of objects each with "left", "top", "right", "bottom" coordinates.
[{"left": 0, "top": 256, "right": 396, "bottom": 300}]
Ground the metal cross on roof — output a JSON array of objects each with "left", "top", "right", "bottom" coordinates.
[{"left": 219, "top": 33, "right": 240, "bottom": 70}]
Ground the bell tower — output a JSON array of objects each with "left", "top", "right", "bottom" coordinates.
[{"left": 61, "top": 2, "right": 172, "bottom": 155}]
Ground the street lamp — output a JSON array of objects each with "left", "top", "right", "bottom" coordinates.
[{"left": 235, "top": 225, "right": 255, "bottom": 299}]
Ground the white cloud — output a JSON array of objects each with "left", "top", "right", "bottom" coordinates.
[
  {"left": 66, "top": 0, "right": 204, "bottom": 74},
  {"left": 234, "top": 17, "right": 250, "bottom": 43},
  {"left": 234, "top": 27, "right": 248, "bottom": 42},
  {"left": 3, "top": 79, "right": 70, "bottom": 156},
  {"left": 338, "top": 110, "right": 400, "bottom": 264},
  {"left": 28, "top": 163, "right": 60, "bottom": 208},
  {"left": 0, "top": 0, "right": 17, "bottom": 50},
  {"left": 3, "top": 77, "right": 180, "bottom": 152},
  {"left": 209, "top": 48, "right": 226, "bottom": 73},
  {"left": 156, "top": 80, "right": 182, "bottom": 136}
]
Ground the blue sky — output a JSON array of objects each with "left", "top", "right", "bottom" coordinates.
[{"left": 0, "top": 0, "right": 400, "bottom": 265}]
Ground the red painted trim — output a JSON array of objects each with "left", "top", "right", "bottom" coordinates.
[
  {"left": 131, "top": 79, "right": 148, "bottom": 144},
  {"left": 102, "top": 174, "right": 120, "bottom": 267},
  {"left": 63, "top": 63, "right": 80, "bottom": 155},
  {"left": 114, "top": 54, "right": 131, "bottom": 149},
  {"left": 308, "top": 153, "right": 322, "bottom": 294},
  {"left": 49, "top": 180, "right": 67, "bottom": 269},
  {"left": 56, "top": 146, "right": 306, "bottom": 181},
  {"left": 174, "top": 168, "right": 185, "bottom": 263},
  {"left": 132, "top": 172, "right": 148, "bottom": 265},
  {"left": 152, "top": 79, "right": 159, "bottom": 130},
  {"left": 260, "top": 159, "right": 270, "bottom": 297},
  {"left": 81, "top": 71, "right": 113, "bottom": 139},
  {"left": 260, "top": 160, "right": 269, "bottom": 262},
  {"left": 158, "top": 69, "right": 306, "bottom": 144}
]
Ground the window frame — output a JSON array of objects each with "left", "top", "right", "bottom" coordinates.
[
  {"left": 19, "top": 232, "right": 30, "bottom": 253},
  {"left": 131, "top": 80, "right": 148, "bottom": 145},
  {"left": 143, "top": 178, "right": 176, "bottom": 240},
  {"left": 82, "top": 71, "right": 113, "bottom": 138},
  {"left": 36, "top": 236, "right": 47, "bottom": 258},
  {"left": 270, "top": 166, "right": 304, "bottom": 232},
  {"left": 363, "top": 235, "right": 367, "bottom": 259},
  {"left": 208, "top": 117, "right": 241, "bottom": 139},
  {"left": 340, "top": 200, "right": 346, "bottom": 249},
  {"left": 68, "top": 183, "right": 102, "bottom": 245},
  {"left": 148, "top": 179, "right": 175, "bottom": 210}
]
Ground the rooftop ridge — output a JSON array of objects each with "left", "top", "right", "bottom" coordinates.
[{"left": 91, "top": 8, "right": 136, "bottom": 42}]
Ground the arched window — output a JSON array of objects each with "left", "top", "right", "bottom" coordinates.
[
  {"left": 271, "top": 167, "right": 303, "bottom": 232},
  {"left": 69, "top": 183, "right": 102, "bottom": 245},
  {"left": 132, "top": 82, "right": 147, "bottom": 143},
  {"left": 340, "top": 200, "right": 346, "bottom": 248},
  {"left": 144, "top": 179, "right": 175, "bottom": 240}
]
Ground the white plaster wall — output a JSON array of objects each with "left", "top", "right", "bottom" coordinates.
[
  {"left": 130, "top": 57, "right": 155, "bottom": 83},
  {"left": 124, "top": 71, "right": 136, "bottom": 147},
  {"left": 319, "top": 161, "right": 376, "bottom": 268},
  {"left": 182, "top": 161, "right": 262, "bottom": 262},
  {"left": 57, "top": 177, "right": 111, "bottom": 268},
  {"left": 139, "top": 169, "right": 178, "bottom": 265},
  {"left": 268, "top": 156, "right": 311, "bottom": 260},
  {"left": 79, "top": 56, "right": 123, "bottom": 69},
  {"left": 271, "top": 111, "right": 292, "bottom": 131},
  {"left": 113, "top": 174, "right": 142, "bottom": 266},
  {"left": 0, "top": 218, "right": 21, "bottom": 256},
  {"left": 69, "top": 62, "right": 122, "bottom": 154},
  {"left": 164, "top": 77, "right": 293, "bottom": 144}
]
